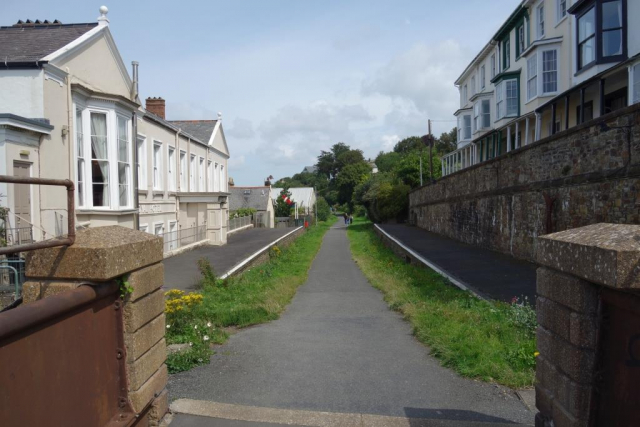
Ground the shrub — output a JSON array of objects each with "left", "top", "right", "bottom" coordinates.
[
  {"left": 197, "top": 258, "right": 216, "bottom": 283},
  {"left": 315, "top": 197, "right": 331, "bottom": 221}
]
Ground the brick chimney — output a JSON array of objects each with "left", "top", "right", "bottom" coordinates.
[{"left": 146, "top": 97, "right": 165, "bottom": 119}]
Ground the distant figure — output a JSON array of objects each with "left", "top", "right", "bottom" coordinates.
[
  {"left": 343, "top": 213, "right": 348, "bottom": 225},
  {"left": 349, "top": 215, "right": 353, "bottom": 225}
]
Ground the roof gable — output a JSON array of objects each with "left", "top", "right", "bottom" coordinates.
[
  {"left": 170, "top": 120, "right": 217, "bottom": 143},
  {"left": 229, "top": 187, "right": 272, "bottom": 211}
]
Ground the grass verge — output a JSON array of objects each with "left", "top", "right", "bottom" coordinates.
[
  {"left": 346, "top": 218, "right": 536, "bottom": 388},
  {"left": 166, "top": 216, "right": 336, "bottom": 373}
]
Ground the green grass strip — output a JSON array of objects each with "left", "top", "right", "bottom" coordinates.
[
  {"left": 166, "top": 216, "right": 336, "bottom": 373},
  {"left": 346, "top": 218, "right": 536, "bottom": 388}
]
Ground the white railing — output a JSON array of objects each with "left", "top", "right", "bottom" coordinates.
[{"left": 229, "top": 215, "right": 252, "bottom": 232}]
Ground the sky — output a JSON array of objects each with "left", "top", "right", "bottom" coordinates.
[{"left": 4, "top": 0, "right": 519, "bottom": 185}]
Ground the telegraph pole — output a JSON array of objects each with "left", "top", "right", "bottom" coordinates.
[{"left": 428, "top": 119, "right": 434, "bottom": 182}]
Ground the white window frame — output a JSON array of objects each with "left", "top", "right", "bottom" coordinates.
[
  {"left": 557, "top": 0, "right": 567, "bottom": 24},
  {"left": 496, "top": 81, "right": 504, "bottom": 119},
  {"left": 518, "top": 24, "right": 525, "bottom": 55},
  {"left": 496, "top": 79, "right": 519, "bottom": 119},
  {"left": 480, "top": 65, "right": 485, "bottom": 90},
  {"left": 491, "top": 53, "right": 496, "bottom": 78},
  {"left": 139, "top": 223, "right": 149, "bottom": 234},
  {"left": 220, "top": 165, "right": 226, "bottom": 192},
  {"left": 179, "top": 150, "right": 187, "bottom": 191},
  {"left": 537, "top": 3, "right": 545, "bottom": 39},
  {"left": 541, "top": 48, "right": 558, "bottom": 95},
  {"left": 136, "top": 135, "right": 147, "bottom": 191},
  {"left": 153, "top": 221, "right": 164, "bottom": 237},
  {"left": 473, "top": 103, "right": 480, "bottom": 133},
  {"left": 190, "top": 154, "right": 196, "bottom": 192},
  {"left": 168, "top": 146, "right": 176, "bottom": 191},
  {"left": 116, "top": 114, "right": 132, "bottom": 208},
  {"left": 463, "top": 84, "right": 468, "bottom": 104},
  {"left": 462, "top": 114, "right": 471, "bottom": 140},
  {"left": 73, "top": 101, "right": 135, "bottom": 211},
  {"left": 481, "top": 99, "right": 491, "bottom": 129},
  {"left": 471, "top": 76, "right": 476, "bottom": 97},
  {"left": 153, "top": 141, "right": 163, "bottom": 191},
  {"left": 527, "top": 53, "right": 538, "bottom": 101},
  {"left": 198, "top": 157, "right": 205, "bottom": 191},
  {"left": 167, "top": 220, "right": 177, "bottom": 251}
]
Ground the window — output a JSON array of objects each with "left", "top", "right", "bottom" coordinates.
[
  {"left": 633, "top": 63, "right": 640, "bottom": 104},
  {"left": 480, "top": 65, "right": 486, "bottom": 89},
  {"left": 153, "top": 142, "right": 162, "bottom": 190},
  {"left": 117, "top": 116, "right": 130, "bottom": 207},
  {"left": 473, "top": 103, "right": 480, "bottom": 132},
  {"left": 75, "top": 108, "right": 85, "bottom": 207},
  {"left": 518, "top": 24, "right": 525, "bottom": 56},
  {"left": 481, "top": 99, "right": 491, "bottom": 128},
  {"left": 578, "top": 7, "right": 596, "bottom": 69},
  {"left": 491, "top": 54, "right": 496, "bottom": 78},
  {"left": 179, "top": 150, "right": 186, "bottom": 190},
  {"left": 527, "top": 54, "right": 538, "bottom": 100},
  {"left": 542, "top": 49, "right": 558, "bottom": 93},
  {"left": 168, "top": 147, "right": 176, "bottom": 191},
  {"left": 154, "top": 222, "right": 164, "bottom": 237},
  {"left": 214, "top": 163, "right": 219, "bottom": 192},
  {"left": 463, "top": 115, "right": 471, "bottom": 140},
  {"left": 139, "top": 224, "right": 148, "bottom": 234},
  {"left": 503, "top": 38, "right": 511, "bottom": 69},
  {"left": 601, "top": 0, "right": 623, "bottom": 58},
  {"left": 199, "top": 157, "right": 205, "bottom": 191},
  {"left": 506, "top": 80, "right": 519, "bottom": 116},
  {"left": 471, "top": 76, "right": 476, "bottom": 96},
  {"left": 558, "top": 0, "right": 567, "bottom": 22},
  {"left": 91, "top": 112, "right": 109, "bottom": 207},
  {"left": 207, "top": 160, "right": 213, "bottom": 191},
  {"left": 537, "top": 4, "right": 545, "bottom": 39},
  {"left": 463, "top": 84, "right": 468, "bottom": 103},
  {"left": 220, "top": 165, "right": 225, "bottom": 192},
  {"left": 190, "top": 154, "right": 196, "bottom": 191},
  {"left": 136, "top": 136, "right": 147, "bottom": 190},
  {"left": 496, "top": 79, "right": 519, "bottom": 119}
]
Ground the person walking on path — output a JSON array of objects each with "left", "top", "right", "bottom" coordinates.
[{"left": 343, "top": 213, "right": 348, "bottom": 225}]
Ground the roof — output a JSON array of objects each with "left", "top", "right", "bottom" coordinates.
[
  {"left": 229, "top": 187, "right": 272, "bottom": 212},
  {"left": 302, "top": 165, "right": 317, "bottom": 174},
  {"left": 0, "top": 21, "right": 98, "bottom": 67},
  {"left": 170, "top": 120, "right": 218, "bottom": 144},
  {"left": 271, "top": 187, "right": 316, "bottom": 207},
  {"left": 142, "top": 112, "right": 207, "bottom": 146}
]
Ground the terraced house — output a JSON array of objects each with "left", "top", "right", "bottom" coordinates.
[
  {"left": 0, "top": 7, "right": 231, "bottom": 252},
  {"left": 445, "top": 0, "right": 639, "bottom": 175}
]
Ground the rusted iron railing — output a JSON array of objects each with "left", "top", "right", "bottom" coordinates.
[{"left": 0, "top": 175, "right": 75, "bottom": 255}]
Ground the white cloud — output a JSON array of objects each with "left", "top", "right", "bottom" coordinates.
[
  {"left": 227, "top": 117, "right": 255, "bottom": 139},
  {"left": 362, "top": 40, "right": 468, "bottom": 121},
  {"left": 381, "top": 134, "right": 400, "bottom": 151},
  {"left": 166, "top": 101, "right": 216, "bottom": 120}
]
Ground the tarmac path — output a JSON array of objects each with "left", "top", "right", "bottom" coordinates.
[{"left": 169, "top": 224, "right": 534, "bottom": 426}]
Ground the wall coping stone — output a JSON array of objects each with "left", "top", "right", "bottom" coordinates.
[
  {"left": 536, "top": 223, "right": 640, "bottom": 290},
  {"left": 25, "top": 226, "right": 163, "bottom": 281}
]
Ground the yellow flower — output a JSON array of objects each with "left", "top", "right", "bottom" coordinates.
[{"left": 534, "top": 351, "right": 540, "bottom": 358}]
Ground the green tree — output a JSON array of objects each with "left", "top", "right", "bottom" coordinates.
[
  {"left": 393, "top": 136, "right": 424, "bottom": 154},
  {"left": 315, "top": 197, "right": 331, "bottom": 221},
  {"left": 336, "top": 161, "right": 371, "bottom": 207},
  {"left": 336, "top": 149, "right": 365, "bottom": 170},
  {"left": 436, "top": 128, "right": 457, "bottom": 154},
  {"left": 275, "top": 188, "right": 293, "bottom": 217},
  {"left": 374, "top": 151, "right": 402, "bottom": 173}
]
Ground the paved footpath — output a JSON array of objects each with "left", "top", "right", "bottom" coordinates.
[
  {"left": 169, "top": 224, "right": 534, "bottom": 426},
  {"left": 378, "top": 224, "right": 537, "bottom": 304},
  {"left": 164, "top": 228, "right": 294, "bottom": 291}
]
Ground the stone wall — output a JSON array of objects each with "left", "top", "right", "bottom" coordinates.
[
  {"left": 409, "top": 103, "right": 640, "bottom": 261},
  {"left": 22, "top": 226, "right": 169, "bottom": 426},
  {"left": 534, "top": 224, "right": 640, "bottom": 426}
]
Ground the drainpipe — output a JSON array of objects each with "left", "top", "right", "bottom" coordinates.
[
  {"left": 65, "top": 67, "right": 73, "bottom": 234},
  {"left": 132, "top": 61, "right": 140, "bottom": 230}
]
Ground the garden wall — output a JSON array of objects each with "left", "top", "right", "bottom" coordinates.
[{"left": 409, "top": 103, "right": 640, "bottom": 261}]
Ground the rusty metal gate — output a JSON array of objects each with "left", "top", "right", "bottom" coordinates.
[
  {"left": 591, "top": 289, "right": 640, "bottom": 426},
  {"left": 0, "top": 282, "right": 141, "bottom": 427}
]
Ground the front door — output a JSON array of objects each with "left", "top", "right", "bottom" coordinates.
[{"left": 12, "top": 162, "right": 32, "bottom": 244}]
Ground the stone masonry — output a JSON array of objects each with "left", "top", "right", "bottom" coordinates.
[
  {"left": 23, "top": 226, "right": 169, "bottom": 426},
  {"left": 409, "top": 103, "right": 640, "bottom": 262},
  {"left": 534, "top": 223, "right": 640, "bottom": 426}
]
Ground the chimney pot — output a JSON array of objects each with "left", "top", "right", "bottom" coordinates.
[{"left": 146, "top": 97, "right": 166, "bottom": 119}]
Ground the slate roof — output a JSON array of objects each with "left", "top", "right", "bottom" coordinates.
[
  {"left": 170, "top": 120, "right": 218, "bottom": 144},
  {"left": 0, "top": 22, "right": 98, "bottom": 66},
  {"left": 302, "top": 165, "right": 317, "bottom": 174},
  {"left": 229, "top": 187, "right": 272, "bottom": 212}
]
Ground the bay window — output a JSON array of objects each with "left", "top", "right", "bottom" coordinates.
[
  {"left": 74, "top": 102, "right": 134, "bottom": 210},
  {"left": 117, "top": 116, "right": 130, "bottom": 207},
  {"left": 75, "top": 108, "right": 85, "bottom": 207},
  {"left": 578, "top": 7, "right": 596, "bottom": 69},
  {"left": 542, "top": 50, "right": 558, "bottom": 93},
  {"left": 527, "top": 55, "right": 538, "bottom": 100},
  {"left": 473, "top": 103, "right": 479, "bottom": 132},
  {"left": 168, "top": 146, "right": 176, "bottom": 191},
  {"left": 481, "top": 99, "right": 491, "bottom": 128},
  {"left": 153, "top": 141, "right": 162, "bottom": 190},
  {"left": 557, "top": 0, "right": 567, "bottom": 22},
  {"left": 463, "top": 115, "right": 471, "bottom": 140},
  {"left": 496, "top": 78, "right": 519, "bottom": 119},
  {"left": 136, "top": 136, "right": 147, "bottom": 190},
  {"left": 91, "top": 112, "right": 109, "bottom": 207}
]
